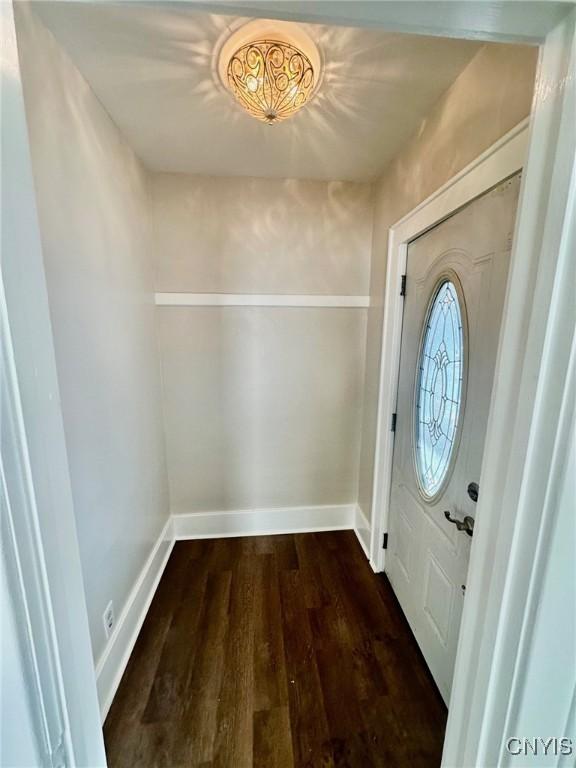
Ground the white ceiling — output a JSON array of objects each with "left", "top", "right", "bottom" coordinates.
[{"left": 32, "top": 2, "right": 483, "bottom": 182}]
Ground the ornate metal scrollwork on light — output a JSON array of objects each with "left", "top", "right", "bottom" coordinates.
[{"left": 227, "top": 39, "right": 315, "bottom": 125}]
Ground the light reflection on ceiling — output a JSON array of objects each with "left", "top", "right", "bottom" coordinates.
[{"left": 31, "top": 2, "right": 483, "bottom": 181}]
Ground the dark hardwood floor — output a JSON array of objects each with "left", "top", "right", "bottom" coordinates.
[{"left": 104, "top": 531, "right": 446, "bottom": 767}]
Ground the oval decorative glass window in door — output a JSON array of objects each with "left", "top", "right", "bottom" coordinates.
[{"left": 415, "top": 278, "right": 465, "bottom": 499}]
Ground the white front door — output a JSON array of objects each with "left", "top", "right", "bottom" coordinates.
[{"left": 386, "top": 174, "right": 521, "bottom": 703}]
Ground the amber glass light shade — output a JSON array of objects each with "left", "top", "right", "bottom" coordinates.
[{"left": 227, "top": 39, "right": 315, "bottom": 125}]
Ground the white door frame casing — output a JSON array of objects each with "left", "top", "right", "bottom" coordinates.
[
  {"left": 368, "top": 118, "right": 531, "bottom": 574},
  {"left": 445, "top": 14, "right": 576, "bottom": 766},
  {"left": 1, "top": 2, "right": 107, "bottom": 765}
]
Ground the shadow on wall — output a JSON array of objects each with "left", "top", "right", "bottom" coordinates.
[
  {"left": 14, "top": 2, "right": 170, "bottom": 663},
  {"left": 151, "top": 174, "right": 374, "bottom": 295}
]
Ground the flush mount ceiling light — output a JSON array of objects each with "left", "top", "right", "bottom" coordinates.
[{"left": 218, "top": 20, "right": 321, "bottom": 125}]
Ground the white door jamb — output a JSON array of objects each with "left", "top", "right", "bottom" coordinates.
[
  {"left": 1, "top": 2, "right": 107, "bottom": 764},
  {"left": 369, "top": 10, "right": 575, "bottom": 767},
  {"left": 444, "top": 11, "right": 576, "bottom": 766}
]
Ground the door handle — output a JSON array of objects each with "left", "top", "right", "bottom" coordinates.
[{"left": 444, "top": 510, "right": 475, "bottom": 537}]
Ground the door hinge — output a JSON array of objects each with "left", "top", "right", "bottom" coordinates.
[
  {"left": 400, "top": 274, "right": 407, "bottom": 297},
  {"left": 382, "top": 533, "right": 388, "bottom": 549},
  {"left": 391, "top": 412, "right": 397, "bottom": 432}
]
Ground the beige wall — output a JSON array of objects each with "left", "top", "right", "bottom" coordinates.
[
  {"left": 357, "top": 42, "right": 538, "bottom": 520},
  {"left": 15, "top": 4, "right": 169, "bottom": 662},
  {"left": 159, "top": 307, "right": 366, "bottom": 513},
  {"left": 151, "top": 174, "right": 374, "bottom": 295},
  {"left": 151, "top": 173, "right": 373, "bottom": 513}
]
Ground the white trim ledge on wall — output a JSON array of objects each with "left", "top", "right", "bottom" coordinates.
[
  {"left": 95, "top": 516, "right": 174, "bottom": 722},
  {"left": 155, "top": 293, "right": 370, "bottom": 308}
]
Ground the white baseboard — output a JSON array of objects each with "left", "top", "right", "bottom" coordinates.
[
  {"left": 353, "top": 504, "right": 371, "bottom": 561},
  {"left": 172, "top": 503, "right": 356, "bottom": 540},
  {"left": 95, "top": 516, "right": 174, "bottom": 722}
]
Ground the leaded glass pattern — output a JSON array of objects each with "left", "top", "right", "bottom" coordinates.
[{"left": 415, "top": 279, "right": 464, "bottom": 498}]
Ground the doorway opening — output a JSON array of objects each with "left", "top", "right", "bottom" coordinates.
[{"left": 3, "top": 2, "right": 574, "bottom": 767}]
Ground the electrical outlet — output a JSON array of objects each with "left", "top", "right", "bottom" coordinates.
[{"left": 103, "top": 601, "right": 115, "bottom": 638}]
